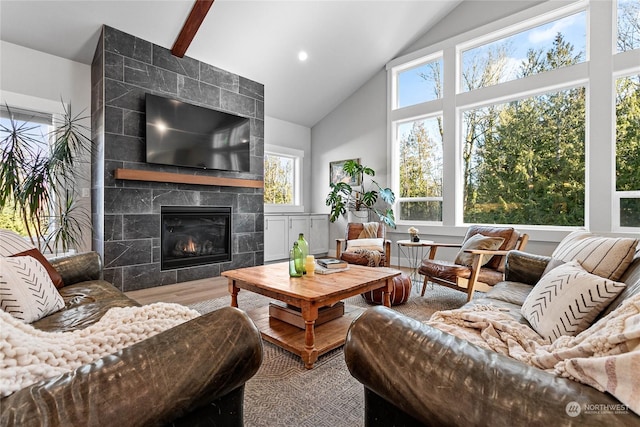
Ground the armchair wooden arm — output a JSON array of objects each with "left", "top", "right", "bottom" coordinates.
[
  {"left": 336, "top": 238, "right": 346, "bottom": 259},
  {"left": 422, "top": 242, "right": 463, "bottom": 261}
]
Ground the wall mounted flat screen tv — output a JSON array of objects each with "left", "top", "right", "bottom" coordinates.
[{"left": 145, "top": 93, "right": 251, "bottom": 172}]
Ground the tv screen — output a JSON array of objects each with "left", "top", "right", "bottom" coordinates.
[{"left": 145, "top": 94, "right": 251, "bottom": 172}]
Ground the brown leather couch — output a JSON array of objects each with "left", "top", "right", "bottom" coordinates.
[
  {"left": 0, "top": 252, "right": 263, "bottom": 427},
  {"left": 344, "top": 250, "right": 640, "bottom": 426}
]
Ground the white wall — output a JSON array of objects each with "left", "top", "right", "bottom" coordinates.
[
  {"left": 310, "top": 1, "right": 563, "bottom": 259},
  {"left": 0, "top": 41, "right": 92, "bottom": 252},
  {"left": 311, "top": 70, "right": 388, "bottom": 247},
  {"left": 265, "top": 115, "right": 312, "bottom": 211}
]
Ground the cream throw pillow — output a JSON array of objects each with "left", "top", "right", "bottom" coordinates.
[
  {"left": 454, "top": 234, "right": 505, "bottom": 267},
  {"left": 357, "top": 222, "right": 379, "bottom": 239},
  {"left": 552, "top": 231, "right": 638, "bottom": 281},
  {"left": 0, "top": 256, "right": 65, "bottom": 323},
  {"left": 345, "top": 238, "right": 384, "bottom": 252},
  {"left": 521, "top": 260, "right": 626, "bottom": 342}
]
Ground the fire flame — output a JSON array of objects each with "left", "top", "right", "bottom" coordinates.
[{"left": 183, "top": 237, "right": 196, "bottom": 253}]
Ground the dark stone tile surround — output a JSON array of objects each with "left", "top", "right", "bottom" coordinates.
[{"left": 91, "top": 26, "right": 264, "bottom": 292}]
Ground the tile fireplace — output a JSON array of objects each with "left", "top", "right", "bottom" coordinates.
[
  {"left": 161, "top": 206, "right": 232, "bottom": 270},
  {"left": 90, "top": 26, "right": 265, "bottom": 291}
]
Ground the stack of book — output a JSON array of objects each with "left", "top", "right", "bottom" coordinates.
[{"left": 315, "top": 258, "right": 349, "bottom": 274}]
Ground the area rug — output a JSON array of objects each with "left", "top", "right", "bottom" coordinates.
[{"left": 188, "top": 284, "right": 468, "bottom": 427}]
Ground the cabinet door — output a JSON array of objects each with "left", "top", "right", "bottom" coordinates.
[
  {"left": 309, "top": 215, "right": 329, "bottom": 255},
  {"left": 288, "top": 215, "right": 310, "bottom": 249},
  {"left": 264, "top": 216, "right": 289, "bottom": 261}
]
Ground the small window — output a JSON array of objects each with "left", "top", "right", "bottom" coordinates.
[
  {"left": 396, "top": 57, "right": 443, "bottom": 109},
  {"left": 461, "top": 11, "right": 586, "bottom": 92},
  {"left": 396, "top": 116, "right": 443, "bottom": 222},
  {"left": 264, "top": 145, "right": 303, "bottom": 211}
]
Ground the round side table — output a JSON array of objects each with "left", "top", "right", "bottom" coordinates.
[{"left": 396, "top": 239, "right": 434, "bottom": 286}]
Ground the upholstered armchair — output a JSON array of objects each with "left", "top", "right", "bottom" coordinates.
[
  {"left": 418, "top": 225, "right": 529, "bottom": 301},
  {"left": 336, "top": 222, "right": 391, "bottom": 267}
]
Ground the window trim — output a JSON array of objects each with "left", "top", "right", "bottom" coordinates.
[{"left": 263, "top": 144, "right": 305, "bottom": 213}]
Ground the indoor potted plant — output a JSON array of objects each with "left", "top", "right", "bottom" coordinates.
[
  {"left": 0, "top": 102, "right": 91, "bottom": 253},
  {"left": 325, "top": 159, "right": 396, "bottom": 227}
]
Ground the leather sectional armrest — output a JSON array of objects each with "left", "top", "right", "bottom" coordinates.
[
  {"left": 504, "top": 250, "right": 551, "bottom": 286},
  {"left": 49, "top": 252, "right": 102, "bottom": 285},
  {"left": 345, "top": 306, "right": 634, "bottom": 426},
  {"left": 0, "top": 306, "right": 263, "bottom": 426}
]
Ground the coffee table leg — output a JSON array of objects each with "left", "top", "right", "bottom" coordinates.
[
  {"left": 228, "top": 279, "right": 239, "bottom": 308},
  {"left": 301, "top": 304, "right": 319, "bottom": 369},
  {"left": 383, "top": 277, "right": 392, "bottom": 308}
]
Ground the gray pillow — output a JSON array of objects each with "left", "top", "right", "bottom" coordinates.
[{"left": 454, "top": 234, "right": 505, "bottom": 267}]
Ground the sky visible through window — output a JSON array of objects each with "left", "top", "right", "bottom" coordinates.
[
  {"left": 397, "top": 60, "right": 442, "bottom": 108},
  {"left": 461, "top": 11, "right": 586, "bottom": 90},
  {"left": 0, "top": 117, "right": 51, "bottom": 160},
  {"left": 397, "top": 11, "right": 587, "bottom": 109}
]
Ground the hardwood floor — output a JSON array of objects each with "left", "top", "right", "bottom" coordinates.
[{"left": 125, "top": 276, "right": 228, "bottom": 305}]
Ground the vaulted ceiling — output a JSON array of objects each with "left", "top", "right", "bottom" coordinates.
[{"left": 0, "top": 0, "right": 461, "bottom": 127}]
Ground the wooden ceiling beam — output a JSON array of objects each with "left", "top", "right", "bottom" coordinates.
[{"left": 171, "top": 0, "right": 215, "bottom": 58}]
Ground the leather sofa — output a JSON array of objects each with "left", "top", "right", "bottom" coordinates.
[
  {"left": 344, "top": 249, "right": 640, "bottom": 426},
  {"left": 0, "top": 252, "right": 263, "bottom": 426}
]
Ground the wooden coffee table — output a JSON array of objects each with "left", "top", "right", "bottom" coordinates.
[{"left": 222, "top": 262, "right": 400, "bottom": 369}]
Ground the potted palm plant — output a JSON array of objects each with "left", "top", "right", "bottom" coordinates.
[
  {"left": 0, "top": 102, "right": 91, "bottom": 253},
  {"left": 325, "top": 159, "right": 396, "bottom": 227}
]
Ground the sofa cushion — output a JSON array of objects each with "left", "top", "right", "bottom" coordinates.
[
  {"left": 521, "top": 261, "right": 626, "bottom": 342},
  {"left": 484, "top": 281, "right": 533, "bottom": 306},
  {"left": 454, "top": 234, "right": 505, "bottom": 267},
  {"left": 11, "top": 248, "right": 64, "bottom": 289},
  {"left": 0, "top": 229, "right": 34, "bottom": 256},
  {"left": 552, "top": 231, "right": 638, "bottom": 281},
  {"left": 0, "top": 230, "right": 65, "bottom": 289},
  {"left": 0, "top": 256, "right": 65, "bottom": 323}
]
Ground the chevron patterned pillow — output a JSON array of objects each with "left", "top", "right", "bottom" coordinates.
[
  {"left": 521, "top": 260, "right": 626, "bottom": 342},
  {"left": 0, "top": 256, "right": 64, "bottom": 323}
]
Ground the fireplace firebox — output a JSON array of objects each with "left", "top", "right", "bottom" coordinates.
[{"left": 160, "top": 206, "right": 232, "bottom": 270}]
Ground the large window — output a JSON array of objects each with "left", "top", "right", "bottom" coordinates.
[
  {"left": 462, "top": 87, "right": 585, "bottom": 226},
  {"left": 263, "top": 145, "right": 303, "bottom": 211},
  {"left": 388, "top": 0, "right": 640, "bottom": 232},
  {"left": 615, "top": 73, "right": 640, "bottom": 228}
]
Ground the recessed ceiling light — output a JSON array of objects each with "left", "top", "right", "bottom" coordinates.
[{"left": 298, "top": 51, "right": 308, "bottom": 61}]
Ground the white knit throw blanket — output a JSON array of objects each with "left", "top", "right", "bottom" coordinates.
[
  {"left": 0, "top": 303, "right": 200, "bottom": 397},
  {"left": 427, "top": 294, "right": 640, "bottom": 416}
]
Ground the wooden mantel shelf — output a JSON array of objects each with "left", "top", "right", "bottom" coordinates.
[{"left": 114, "top": 168, "right": 263, "bottom": 189}]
